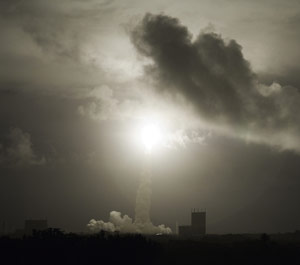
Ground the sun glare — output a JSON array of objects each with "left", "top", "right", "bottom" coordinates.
[{"left": 140, "top": 123, "right": 162, "bottom": 153}]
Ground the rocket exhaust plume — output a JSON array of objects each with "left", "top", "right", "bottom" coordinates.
[
  {"left": 134, "top": 155, "right": 151, "bottom": 225},
  {"left": 87, "top": 152, "right": 171, "bottom": 234}
]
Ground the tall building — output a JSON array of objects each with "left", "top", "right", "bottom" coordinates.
[{"left": 178, "top": 209, "right": 206, "bottom": 236}]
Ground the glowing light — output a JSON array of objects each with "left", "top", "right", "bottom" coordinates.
[{"left": 140, "top": 123, "right": 162, "bottom": 153}]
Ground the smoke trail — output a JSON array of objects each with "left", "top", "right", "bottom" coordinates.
[
  {"left": 87, "top": 153, "right": 172, "bottom": 234},
  {"left": 134, "top": 155, "right": 151, "bottom": 225}
]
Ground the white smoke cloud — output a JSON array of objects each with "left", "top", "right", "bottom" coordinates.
[
  {"left": 87, "top": 211, "right": 171, "bottom": 234},
  {"left": 87, "top": 211, "right": 135, "bottom": 233},
  {"left": 87, "top": 155, "right": 172, "bottom": 235}
]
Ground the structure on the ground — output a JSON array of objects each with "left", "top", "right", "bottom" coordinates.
[
  {"left": 24, "top": 220, "right": 48, "bottom": 235},
  {"left": 178, "top": 209, "right": 206, "bottom": 236}
]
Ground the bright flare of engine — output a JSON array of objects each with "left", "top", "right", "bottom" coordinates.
[{"left": 140, "top": 123, "right": 162, "bottom": 153}]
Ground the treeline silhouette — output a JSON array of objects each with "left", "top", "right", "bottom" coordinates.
[{"left": 1, "top": 229, "right": 300, "bottom": 264}]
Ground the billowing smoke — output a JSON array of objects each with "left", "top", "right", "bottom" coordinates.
[
  {"left": 130, "top": 13, "right": 300, "bottom": 152},
  {"left": 87, "top": 155, "right": 171, "bottom": 234},
  {"left": 87, "top": 211, "right": 137, "bottom": 233}
]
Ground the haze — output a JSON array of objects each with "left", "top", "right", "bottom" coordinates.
[{"left": 1, "top": 0, "right": 300, "bottom": 234}]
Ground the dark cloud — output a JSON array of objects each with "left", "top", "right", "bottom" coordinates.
[{"left": 131, "top": 13, "right": 300, "bottom": 151}]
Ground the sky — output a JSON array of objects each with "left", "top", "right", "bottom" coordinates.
[{"left": 1, "top": 0, "right": 300, "bottom": 234}]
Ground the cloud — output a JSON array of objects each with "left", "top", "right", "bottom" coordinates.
[
  {"left": 130, "top": 13, "right": 300, "bottom": 152},
  {"left": 77, "top": 84, "right": 212, "bottom": 149},
  {"left": 78, "top": 85, "right": 119, "bottom": 120},
  {"left": 164, "top": 129, "right": 209, "bottom": 149},
  {"left": 0, "top": 0, "right": 132, "bottom": 92},
  {"left": 2, "top": 1, "right": 299, "bottom": 153},
  {"left": 87, "top": 211, "right": 171, "bottom": 234},
  {"left": 0, "top": 128, "right": 45, "bottom": 167}
]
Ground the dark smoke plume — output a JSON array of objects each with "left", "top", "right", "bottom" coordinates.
[{"left": 130, "top": 13, "right": 300, "bottom": 152}]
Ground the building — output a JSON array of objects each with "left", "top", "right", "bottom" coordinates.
[
  {"left": 24, "top": 220, "right": 48, "bottom": 235},
  {"left": 178, "top": 210, "right": 206, "bottom": 236}
]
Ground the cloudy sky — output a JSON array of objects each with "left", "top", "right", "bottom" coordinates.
[{"left": 1, "top": 0, "right": 300, "bottom": 234}]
